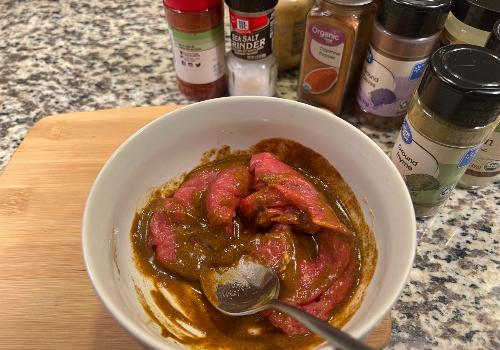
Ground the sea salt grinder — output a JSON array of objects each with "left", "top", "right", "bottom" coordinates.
[{"left": 225, "top": 0, "right": 278, "bottom": 96}]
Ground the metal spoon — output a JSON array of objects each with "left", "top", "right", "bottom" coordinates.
[{"left": 200, "top": 256, "right": 373, "bottom": 350}]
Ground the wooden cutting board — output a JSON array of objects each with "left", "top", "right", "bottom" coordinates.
[{"left": 0, "top": 105, "right": 391, "bottom": 349}]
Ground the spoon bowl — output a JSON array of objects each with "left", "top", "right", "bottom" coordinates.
[{"left": 201, "top": 256, "right": 280, "bottom": 315}]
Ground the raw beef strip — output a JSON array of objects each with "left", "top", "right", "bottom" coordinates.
[
  {"left": 256, "top": 206, "right": 320, "bottom": 234},
  {"left": 150, "top": 209, "right": 177, "bottom": 263},
  {"left": 240, "top": 188, "right": 319, "bottom": 233},
  {"left": 249, "top": 224, "right": 294, "bottom": 273},
  {"left": 263, "top": 234, "right": 356, "bottom": 335},
  {"left": 151, "top": 170, "right": 218, "bottom": 273},
  {"left": 239, "top": 187, "right": 289, "bottom": 218},
  {"left": 289, "top": 231, "right": 353, "bottom": 305},
  {"left": 266, "top": 256, "right": 356, "bottom": 335},
  {"left": 249, "top": 152, "right": 348, "bottom": 235},
  {"left": 171, "top": 170, "right": 218, "bottom": 212},
  {"left": 206, "top": 164, "right": 251, "bottom": 236}
]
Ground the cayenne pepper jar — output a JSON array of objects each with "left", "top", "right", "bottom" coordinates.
[
  {"left": 225, "top": 0, "right": 278, "bottom": 96},
  {"left": 297, "top": 0, "right": 376, "bottom": 115},
  {"left": 163, "top": 0, "right": 227, "bottom": 100}
]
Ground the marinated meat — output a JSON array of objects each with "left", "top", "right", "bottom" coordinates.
[
  {"left": 249, "top": 152, "right": 349, "bottom": 235},
  {"left": 150, "top": 209, "right": 177, "bottom": 263},
  {"left": 249, "top": 224, "right": 294, "bottom": 273},
  {"left": 206, "top": 164, "right": 251, "bottom": 236},
  {"left": 139, "top": 149, "right": 360, "bottom": 339}
]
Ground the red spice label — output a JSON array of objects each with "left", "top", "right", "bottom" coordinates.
[{"left": 229, "top": 10, "right": 274, "bottom": 60}]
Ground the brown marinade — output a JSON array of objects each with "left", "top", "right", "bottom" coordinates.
[{"left": 130, "top": 138, "right": 377, "bottom": 350}]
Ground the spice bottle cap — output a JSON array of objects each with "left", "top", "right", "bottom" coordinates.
[
  {"left": 486, "top": 19, "right": 500, "bottom": 54},
  {"left": 164, "top": 0, "right": 222, "bottom": 12},
  {"left": 225, "top": 0, "right": 278, "bottom": 13},
  {"left": 451, "top": 0, "right": 500, "bottom": 32},
  {"left": 418, "top": 45, "right": 500, "bottom": 128},
  {"left": 378, "top": 0, "right": 452, "bottom": 38}
]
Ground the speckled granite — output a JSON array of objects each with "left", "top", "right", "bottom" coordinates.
[{"left": 1, "top": 1, "right": 498, "bottom": 349}]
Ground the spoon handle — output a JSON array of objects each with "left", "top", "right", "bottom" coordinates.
[{"left": 267, "top": 299, "right": 373, "bottom": 350}]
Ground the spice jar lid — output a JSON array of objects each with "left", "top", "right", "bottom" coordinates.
[
  {"left": 418, "top": 45, "right": 500, "bottom": 128},
  {"left": 225, "top": 0, "right": 278, "bottom": 13},
  {"left": 486, "top": 19, "right": 500, "bottom": 54},
  {"left": 451, "top": 0, "right": 500, "bottom": 32},
  {"left": 378, "top": 0, "right": 452, "bottom": 38},
  {"left": 164, "top": 0, "right": 222, "bottom": 12}
]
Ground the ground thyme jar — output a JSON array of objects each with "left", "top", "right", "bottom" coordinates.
[
  {"left": 390, "top": 45, "right": 500, "bottom": 218},
  {"left": 164, "top": 0, "right": 227, "bottom": 100},
  {"left": 355, "top": 0, "right": 451, "bottom": 131},
  {"left": 297, "top": 0, "right": 376, "bottom": 115}
]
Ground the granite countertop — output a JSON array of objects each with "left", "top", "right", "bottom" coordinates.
[{"left": 1, "top": 1, "right": 498, "bottom": 349}]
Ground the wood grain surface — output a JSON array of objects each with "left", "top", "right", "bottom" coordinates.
[{"left": 0, "top": 105, "right": 391, "bottom": 349}]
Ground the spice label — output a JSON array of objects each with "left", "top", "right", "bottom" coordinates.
[
  {"left": 229, "top": 10, "right": 274, "bottom": 60},
  {"left": 391, "top": 118, "right": 481, "bottom": 206},
  {"left": 308, "top": 24, "right": 344, "bottom": 67},
  {"left": 169, "top": 25, "right": 225, "bottom": 85},
  {"left": 301, "top": 24, "right": 344, "bottom": 95},
  {"left": 465, "top": 125, "right": 500, "bottom": 178},
  {"left": 357, "top": 46, "right": 428, "bottom": 117}
]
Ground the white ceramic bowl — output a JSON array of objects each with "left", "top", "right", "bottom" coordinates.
[{"left": 82, "top": 97, "right": 415, "bottom": 350}]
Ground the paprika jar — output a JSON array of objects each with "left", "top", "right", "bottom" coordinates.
[{"left": 163, "top": 0, "right": 227, "bottom": 100}]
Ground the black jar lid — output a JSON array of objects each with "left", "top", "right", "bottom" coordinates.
[
  {"left": 378, "top": 0, "right": 452, "bottom": 38},
  {"left": 418, "top": 45, "right": 500, "bottom": 128},
  {"left": 451, "top": 0, "right": 500, "bottom": 32},
  {"left": 486, "top": 19, "right": 500, "bottom": 53},
  {"left": 225, "top": 0, "right": 278, "bottom": 13}
]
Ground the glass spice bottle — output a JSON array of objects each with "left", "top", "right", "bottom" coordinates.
[
  {"left": 163, "top": 0, "right": 227, "bottom": 100},
  {"left": 354, "top": 0, "right": 451, "bottom": 131},
  {"left": 225, "top": 0, "right": 278, "bottom": 96},
  {"left": 440, "top": 0, "right": 500, "bottom": 47},
  {"left": 274, "top": 0, "right": 314, "bottom": 71},
  {"left": 390, "top": 45, "right": 500, "bottom": 218},
  {"left": 298, "top": 0, "right": 376, "bottom": 116},
  {"left": 459, "top": 21, "right": 500, "bottom": 189}
]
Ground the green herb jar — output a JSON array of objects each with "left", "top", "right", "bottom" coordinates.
[{"left": 390, "top": 45, "right": 500, "bottom": 218}]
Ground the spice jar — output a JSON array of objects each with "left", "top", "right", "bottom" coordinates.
[
  {"left": 274, "top": 0, "right": 314, "bottom": 71},
  {"left": 163, "top": 0, "right": 227, "bottom": 100},
  {"left": 355, "top": 0, "right": 451, "bottom": 131},
  {"left": 225, "top": 0, "right": 278, "bottom": 96},
  {"left": 390, "top": 45, "right": 500, "bottom": 218},
  {"left": 459, "top": 22, "right": 500, "bottom": 189},
  {"left": 485, "top": 19, "right": 500, "bottom": 54},
  {"left": 298, "top": 0, "right": 376, "bottom": 116},
  {"left": 440, "top": 0, "right": 500, "bottom": 47}
]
